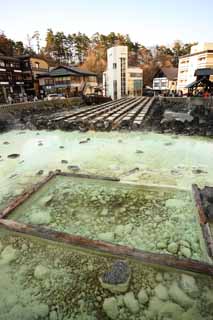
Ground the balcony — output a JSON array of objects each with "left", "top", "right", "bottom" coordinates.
[{"left": 32, "top": 67, "right": 49, "bottom": 73}]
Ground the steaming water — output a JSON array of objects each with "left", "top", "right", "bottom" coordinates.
[{"left": 1, "top": 130, "right": 213, "bottom": 319}]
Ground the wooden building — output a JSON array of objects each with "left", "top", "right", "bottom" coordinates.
[
  {"left": 37, "top": 66, "right": 98, "bottom": 97},
  {"left": 152, "top": 67, "right": 178, "bottom": 95}
]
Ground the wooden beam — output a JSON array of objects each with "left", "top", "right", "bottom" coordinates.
[
  {"left": 1, "top": 218, "right": 213, "bottom": 277},
  {"left": 0, "top": 172, "right": 56, "bottom": 219},
  {"left": 58, "top": 172, "right": 120, "bottom": 182},
  {"left": 192, "top": 184, "right": 207, "bottom": 224}
]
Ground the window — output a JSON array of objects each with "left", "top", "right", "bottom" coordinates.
[
  {"left": 35, "top": 62, "right": 40, "bottom": 69},
  {"left": 130, "top": 73, "right": 142, "bottom": 78},
  {"left": 113, "top": 63, "right": 117, "bottom": 69},
  {"left": 120, "top": 57, "right": 126, "bottom": 96},
  {"left": 0, "top": 61, "right": 5, "bottom": 67}
]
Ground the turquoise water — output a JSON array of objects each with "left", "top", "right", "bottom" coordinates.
[
  {"left": 0, "top": 130, "right": 213, "bottom": 211},
  {"left": 9, "top": 175, "right": 203, "bottom": 261}
]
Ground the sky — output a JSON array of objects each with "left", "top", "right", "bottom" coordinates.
[{"left": 0, "top": 0, "right": 213, "bottom": 48}]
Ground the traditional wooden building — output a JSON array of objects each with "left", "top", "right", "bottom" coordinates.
[
  {"left": 152, "top": 67, "right": 178, "bottom": 95},
  {"left": 37, "top": 65, "right": 98, "bottom": 97},
  {"left": 0, "top": 54, "right": 49, "bottom": 103}
]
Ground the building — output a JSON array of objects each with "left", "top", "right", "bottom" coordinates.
[
  {"left": 185, "top": 68, "right": 213, "bottom": 95},
  {"left": 152, "top": 67, "right": 178, "bottom": 95},
  {"left": 177, "top": 43, "right": 213, "bottom": 93},
  {"left": 0, "top": 54, "right": 49, "bottom": 103},
  {"left": 0, "top": 54, "right": 33, "bottom": 103},
  {"left": 103, "top": 46, "right": 143, "bottom": 100},
  {"left": 37, "top": 65, "right": 98, "bottom": 97}
]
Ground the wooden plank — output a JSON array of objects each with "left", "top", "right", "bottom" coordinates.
[
  {"left": 192, "top": 184, "right": 207, "bottom": 224},
  {"left": 0, "top": 218, "right": 213, "bottom": 276},
  {"left": 0, "top": 172, "right": 56, "bottom": 219}
]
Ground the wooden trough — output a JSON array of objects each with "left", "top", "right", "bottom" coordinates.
[{"left": 0, "top": 171, "right": 213, "bottom": 277}]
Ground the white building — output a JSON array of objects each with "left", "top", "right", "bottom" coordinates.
[
  {"left": 103, "top": 46, "right": 143, "bottom": 100},
  {"left": 177, "top": 43, "right": 213, "bottom": 93}
]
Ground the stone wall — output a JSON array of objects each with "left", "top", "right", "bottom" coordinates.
[{"left": 0, "top": 97, "right": 82, "bottom": 114}]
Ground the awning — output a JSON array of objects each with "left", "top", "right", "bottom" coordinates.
[{"left": 185, "top": 77, "right": 206, "bottom": 89}]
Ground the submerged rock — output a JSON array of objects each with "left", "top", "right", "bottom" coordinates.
[
  {"left": 123, "top": 292, "right": 139, "bottom": 314},
  {"left": 34, "top": 265, "right": 50, "bottom": 279},
  {"left": 67, "top": 165, "right": 80, "bottom": 171},
  {"left": 169, "top": 281, "right": 193, "bottom": 307},
  {"left": 165, "top": 198, "right": 185, "bottom": 209},
  {"left": 167, "top": 242, "right": 178, "bottom": 254},
  {"left": 36, "top": 170, "right": 44, "bottom": 175},
  {"left": 180, "top": 274, "right": 198, "bottom": 297},
  {"left": 7, "top": 153, "right": 20, "bottom": 159},
  {"left": 30, "top": 211, "right": 52, "bottom": 225},
  {"left": 61, "top": 160, "right": 68, "bottom": 164},
  {"left": 103, "top": 297, "right": 119, "bottom": 320},
  {"left": 99, "top": 260, "right": 131, "bottom": 293},
  {"left": 3, "top": 141, "right": 10, "bottom": 145},
  {"left": 158, "top": 302, "right": 184, "bottom": 320},
  {"left": 154, "top": 284, "right": 169, "bottom": 301},
  {"left": 138, "top": 288, "right": 149, "bottom": 304},
  {"left": 180, "top": 246, "right": 191, "bottom": 258},
  {"left": 0, "top": 245, "right": 18, "bottom": 265},
  {"left": 98, "top": 232, "right": 114, "bottom": 242}
]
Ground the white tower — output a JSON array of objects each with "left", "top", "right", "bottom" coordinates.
[{"left": 104, "top": 46, "right": 128, "bottom": 100}]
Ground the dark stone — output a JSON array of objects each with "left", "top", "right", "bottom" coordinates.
[
  {"left": 38, "top": 142, "right": 43, "bottom": 146},
  {"left": 3, "top": 141, "right": 10, "bottom": 145},
  {"left": 36, "top": 170, "right": 44, "bottom": 175},
  {"left": 101, "top": 260, "right": 130, "bottom": 285},
  {"left": 79, "top": 138, "right": 91, "bottom": 144},
  {"left": 61, "top": 160, "right": 68, "bottom": 164},
  {"left": 59, "top": 146, "right": 64, "bottom": 149},
  {"left": 18, "top": 131, "right": 26, "bottom": 135},
  {"left": 205, "top": 203, "right": 213, "bottom": 222},
  {"left": 136, "top": 150, "right": 144, "bottom": 154},
  {"left": 9, "top": 174, "right": 18, "bottom": 179},
  {"left": 202, "top": 186, "right": 213, "bottom": 203},
  {"left": 164, "top": 142, "right": 173, "bottom": 146},
  {"left": 7, "top": 154, "right": 20, "bottom": 159},
  {"left": 67, "top": 165, "right": 80, "bottom": 171},
  {"left": 192, "top": 169, "right": 207, "bottom": 174}
]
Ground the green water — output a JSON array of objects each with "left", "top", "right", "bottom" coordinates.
[
  {"left": 1, "top": 130, "right": 213, "bottom": 213},
  {"left": 10, "top": 175, "right": 203, "bottom": 261},
  {"left": 0, "top": 229, "right": 213, "bottom": 320}
]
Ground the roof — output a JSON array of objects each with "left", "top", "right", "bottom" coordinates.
[
  {"left": 161, "top": 67, "right": 178, "bottom": 80},
  {"left": 180, "top": 50, "right": 213, "bottom": 59},
  {"left": 0, "top": 54, "right": 19, "bottom": 62},
  {"left": 194, "top": 68, "right": 213, "bottom": 76},
  {"left": 37, "top": 65, "right": 97, "bottom": 78},
  {"left": 185, "top": 77, "right": 213, "bottom": 89}
]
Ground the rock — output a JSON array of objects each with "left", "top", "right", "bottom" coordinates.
[
  {"left": 34, "top": 265, "right": 49, "bottom": 279},
  {"left": 180, "top": 246, "right": 191, "bottom": 258},
  {"left": 98, "top": 232, "right": 114, "bottom": 242},
  {"left": 157, "top": 241, "right": 167, "bottom": 250},
  {"left": 38, "top": 142, "right": 43, "bottom": 146},
  {"left": 192, "top": 168, "right": 207, "bottom": 174},
  {"left": 165, "top": 199, "right": 185, "bottom": 209},
  {"left": 100, "top": 208, "right": 108, "bottom": 216},
  {"left": 180, "top": 274, "right": 198, "bottom": 297},
  {"left": 59, "top": 146, "right": 64, "bottom": 149},
  {"left": 136, "top": 150, "right": 144, "bottom": 154},
  {"left": 156, "top": 273, "right": 163, "bottom": 282},
  {"left": 138, "top": 288, "right": 149, "bottom": 304},
  {"left": 169, "top": 281, "right": 193, "bottom": 307},
  {"left": 158, "top": 302, "right": 184, "bottom": 320},
  {"left": 99, "top": 260, "right": 131, "bottom": 293},
  {"left": 32, "top": 304, "right": 49, "bottom": 318},
  {"left": 49, "top": 310, "right": 58, "bottom": 320},
  {"left": 30, "top": 211, "right": 52, "bottom": 225},
  {"left": 36, "top": 170, "right": 44, "bottom": 175},
  {"left": 182, "top": 307, "right": 202, "bottom": 320},
  {"left": 154, "top": 284, "right": 168, "bottom": 301},
  {"left": 7, "top": 153, "right": 20, "bottom": 159},
  {"left": 61, "top": 160, "right": 68, "bottom": 164},
  {"left": 79, "top": 138, "right": 90, "bottom": 144},
  {"left": 123, "top": 292, "right": 139, "bottom": 314},
  {"left": 0, "top": 245, "right": 18, "bottom": 265},
  {"left": 0, "top": 241, "right": 3, "bottom": 252},
  {"left": 67, "top": 165, "right": 80, "bottom": 171},
  {"left": 3, "top": 141, "right": 10, "bottom": 144},
  {"left": 40, "top": 195, "right": 53, "bottom": 206},
  {"left": 167, "top": 242, "right": 178, "bottom": 254},
  {"left": 147, "top": 296, "right": 162, "bottom": 317},
  {"left": 103, "top": 297, "right": 119, "bottom": 320}
]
